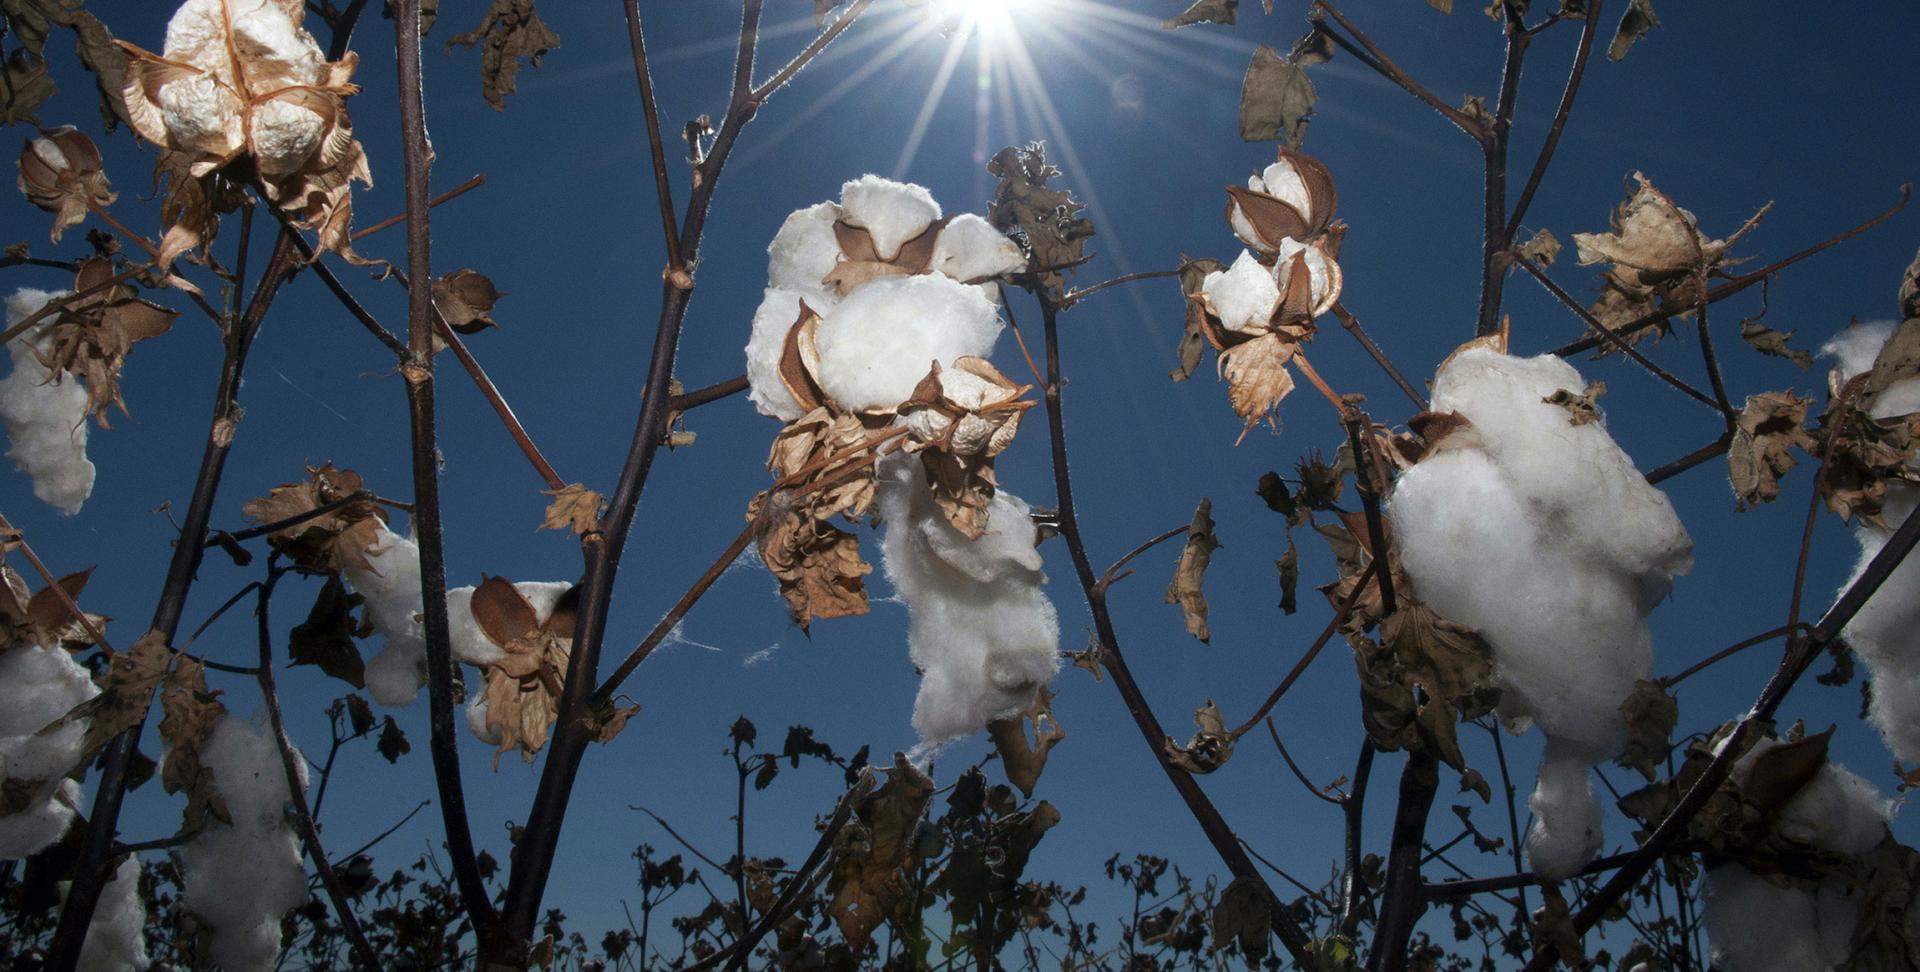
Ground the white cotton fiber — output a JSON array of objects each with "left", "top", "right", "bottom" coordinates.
[
  {"left": 931, "top": 213, "right": 1026, "bottom": 286},
  {"left": 838, "top": 175, "right": 941, "bottom": 261},
  {"left": 767, "top": 202, "right": 844, "bottom": 309},
  {"left": 71, "top": 853, "right": 150, "bottom": 972},
  {"left": 180, "top": 715, "right": 310, "bottom": 972},
  {"left": 875, "top": 455, "right": 1059, "bottom": 743},
  {"left": 1201, "top": 251, "right": 1279, "bottom": 333},
  {"left": 444, "top": 580, "right": 573, "bottom": 670},
  {"left": 1, "top": 289, "right": 95, "bottom": 515},
  {"left": 1388, "top": 347, "right": 1692, "bottom": 877},
  {"left": 1524, "top": 746, "right": 1604, "bottom": 881},
  {"left": 1704, "top": 747, "right": 1892, "bottom": 970},
  {"left": 1822, "top": 321, "right": 1920, "bottom": 763},
  {"left": 342, "top": 524, "right": 427, "bottom": 706},
  {"left": 0, "top": 641, "right": 100, "bottom": 858},
  {"left": 810, "top": 275, "right": 1002, "bottom": 414},
  {"left": 745, "top": 288, "right": 811, "bottom": 422}
]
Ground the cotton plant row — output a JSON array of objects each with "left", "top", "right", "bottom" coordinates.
[{"left": 742, "top": 175, "right": 1060, "bottom": 745}]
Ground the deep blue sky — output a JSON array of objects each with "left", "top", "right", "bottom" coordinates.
[{"left": 5, "top": 0, "right": 1918, "bottom": 958}]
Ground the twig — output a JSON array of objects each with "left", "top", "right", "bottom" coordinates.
[
  {"left": 1338, "top": 739, "right": 1377, "bottom": 936},
  {"left": 1312, "top": 1, "right": 1483, "bottom": 139},
  {"left": 592, "top": 524, "right": 754, "bottom": 706},
  {"left": 1330, "top": 302, "right": 1426, "bottom": 409},
  {"left": 330, "top": 800, "right": 430, "bottom": 868},
  {"left": 1059, "top": 268, "right": 1181, "bottom": 306},
  {"left": 1367, "top": 752, "right": 1438, "bottom": 972},
  {"left": 204, "top": 489, "right": 376, "bottom": 548},
  {"left": 623, "top": 1, "right": 681, "bottom": 271},
  {"left": 1486, "top": 722, "right": 1529, "bottom": 920},
  {"left": 749, "top": 0, "right": 876, "bottom": 103},
  {"left": 1228, "top": 559, "right": 1378, "bottom": 740},
  {"left": 0, "top": 261, "right": 151, "bottom": 347},
  {"left": 1503, "top": 0, "right": 1604, "bottom": 239},
  {"left": 1643, "top": 433, "right": 1734, "bottom": 485},
  {"left": 1093, "top": 523, "right": 1190, "bottom": 596},
  {"left": 1345, "top": 411, "right": 1395, "bottom": 614},
  {"left": 632, "top": 807, "right": 729, "bottom": 873},
  {"left": 1660, "top": 623, "right": 1802, "bottom": 688},
  {"left": 1266, "top": 718, "right": 1341, "bottom": 806},
  {"left": 0, "top": 513, "right": 112, "bottom": 651},
  {"left": 701, "top": 777, "right": 866, "bottom": 972},
  {"left": 349, "top": 173, "right": 486, "bottom": 242},
  {"left": 1475, "top": 4, "right": 1531, "bottom": 339},
  {"left": 434, "top": 316, "right": 568, "bottom": 491},
  {"left": 671, "top": 374, "right": 750, "bottom": 413}
]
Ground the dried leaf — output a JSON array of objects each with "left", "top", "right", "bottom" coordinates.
[
  {"left": 445, "top": 0, "right": 561, "bottom": 111},
  {"left": 540, "top": 483, "right": 604, "bottom": 534},
  {"left": 1218, "top": 333, "right": 1297, "bottom": 440},
  {"left": 1616, "top": 679, "right": 1677, "bottom": 781},
  {"left": 34, "top": 257, "right": 178, "bottom": 427},
  {"left": 1170, "top": 256, "right": 1224, "bottom": 382},
  {"left": 3, "top": 0, "right": 131, "bottom": 130},
  {"left": 376, "top": 716, "right": 410, "bottom": 763},
  {"left": 985, "top": 142, "right": 1094, "bottom": 291},
  {"left": 1528, "top": 886, "right": 1586, "bottom": 967},
  {"left": 1863, "top": 318, "right": 1920, "bottom": 402},
  {"left": 1276, "top": 538, "right": 1298, "bottom": 615},
  {"left": 432, "top": 269, "right": 504, "bottom": 333},
  {"left": 1542, "top": 382, "right": 1606, "bottom": 426},
  {"left": 1728, "top": 390, "right": 1815, "bottom": 510},
  {"left": 242, "top": 464, "right": 388, "bottom": 574},
  {"left": 1738, "top": 317, "right": 1812, "bottom": 370},
  {"left": 1513, "top": 227, "right": 1562, "bottom": 266},
  {"left": 1210, "top": 876, "right": 1271, "bottom": 961},
  {"left": 1606, "top": 0, "right": 1660, "bottom": 61},
  {"left": 1743, "top": 726, "right": 1832, "bottom": 813},
  {"left": 827, "top": 755, "right": 934, "bottom": 948},
  {"left": 289, "top": 574, "right": 366, "bottom": 689},
  {"left": 1165, "top": 499, "right": 1221, "bottom": 643},
  {"left": 1163, "top": 700, "right": 1233, "bottom": 774},
  {"left": 74, "top": 630, "right": 172, "bottom": 764},
  {"left": 1, "top": 48, "right": 56, "bottom": 124},
  {"left": 1239, "top": 45, "right": 1316, "bottom": 147},
  {"left": 986, "top": 686, "right": 1065, "bottom": 798},
  {"left": 1163, "top": 0, "right": 1236, "bottom": 29},
  {"left": 156, "top": 653, "right": 227, "bottom": 833},
  {"left": 344, "top": 694, "right": 376, "bottom": 736}
]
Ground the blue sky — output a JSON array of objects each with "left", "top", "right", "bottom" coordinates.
[{"left": 5, "top": 0, "right": 1918, "bottom": 958}]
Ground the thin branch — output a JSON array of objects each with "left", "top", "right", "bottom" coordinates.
[
  {"left": 1644, "top": 433, "right": 1734, "bottom": 485},
  {"left": 1093, "top": 523, "right": 1190, "bottom": 596},
  {"left": 349, "top": 173, "right": 486, "bottom": 242},
  {"left": 1312, "top": 1, "right": 1484, "bottom": 139},
  {"left": 1475, "top": 4, "right": 1531, "bottom": 339},
  {"left": 1059, "top": 268, "right": 1181, "bottom": 306},
  {"left": 1345, "top": 411, "right": 1395, "bottom": 614},
  {"left": 591, "top": 524, "right": 754, "bottom": 707},
  {"left": 0, "top": 261, "right": 151, "bottom": 347},
  {"left": 0, "top": 513, "right": 112, "bottom": 650},
  {"left": 1503, "top": 0, "right": 1603, "bottom": 239},
  {"left": 750, "top": 0, "right": 876, "bottom": 103},
  {"left": 1486, "top": 721, "right": 1529, "bottom": 921},
  {"left": 1265, "top": 718, "right": 1341, "bottom": 806},
  {"left": 330, "top": 800, "right": 430, "bottom": 868},
  {"left": 1338, "top": 739, "right": 1377, "bottom": 937},
  {"left": 434, "top": 316, "right": 568, "bottom": 491},
  {"left": 623, "top": 0, "right": 681, "bottom": 271},
  {"left": 1367, "top": 752, "right": 1439, "bottom": 972},
  {"left": 1228, "top": 558, "right": 1378, "bottom": 740},
  {"left": 204, "top": 489, "right": 376, "bottom": 547},
  {"left": 705, "top": 778, "right": 865, "bottom": 972},
  {"left": 1660, "top": 623, "right": 1801, "bottom": 688},
  {"left": 632, "top": 806, "right": 729, "bottom": 873},
  {"left": 671, "top": 374, "right": 750, "bottom": 413},
  {"left": 1330, "top": 302, "right": 1427, "bottom": 409}
]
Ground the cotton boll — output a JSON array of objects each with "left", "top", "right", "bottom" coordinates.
[
  {"left": 1524, "top": 747, "right": 1603, "bottom": 880},
  {"left": 810, "top": 275, "right": 1002, "bottom": 414},
  {"left": 767, "top": 202, "right": 845, "bottom": 308},
  {"left": 745, "top": 289, "right": 811, "bottom": 422},
  {"left": 1273, "top": 237, "right": 1341, "bottom": 318},
  {"left": 930, "top": 214, "right": 1026, "bottom": 285},
  {"left": 2, "top": 289, "right": 96, "bottom": 515},
  {"left": 1821, "top": 319, "right": 1895, "bottom": 389},
  {"left": 72, "top": 854, "right": 150, "bottom": 972},
  {"left": 341, "top": 525, "right": 427, "bottom": 705},
  {"left": 1256, "top": 158, "right": 1313, "bottom": 220},
  {"left": 156, "top": 74, "right": 243, "bottom": 156},
  {"left": 226, "top": 0, "right": 321, "bottom": 85},
  {"left": 0, "top": 642, "right": 100, "bottom": 857},
  {"left": 363, "top": 637, "right": 426, "bottom": 706},
  {"left": 180, "top": 716, "right": 310, "bottom": 972},
  {"left": 1704, "top": 866, "right": 1853, "bottom": 972},
  {"left": 1200, "top": 251, "right": 1279, "bottom": 334},
  {"left": 248, "top": 98, "right": 327, "bottom": 175},
  {"left": 466, "top": 692, "right": 502, "bottom": 746},
  {"left": 1736, "top": 740, "right": 1892, "bottom": 858},
  {"left": 162, "top": 0, "right": 231, "bottom": 68},
  {"left": 0, "top": 778, "right": 78, "bottom": 859},
  {"left": 838, "top": 175, "right": 940, "bottom": 260},
  {"left": 444, "top": 579, "right": 574, "bottom": 667},
  {"left": 875, "top": 456, "right": 1059, "bottom": 743}
]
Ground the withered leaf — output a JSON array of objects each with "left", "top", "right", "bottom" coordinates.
[
  {"left": 1210, "top": 876, "right": 1271, "bottom": 961},
  {"left": 1863, "top": 318, "right": 1920, "bottom": 402},
  {"left": 34, "top": 257, "right": 178, "bottom": 427},
  {"left": 344, "top": 693, "right": 376, "bottom": 736},
  {"left": 1528, "top": 886, "right": 1586, "bottom": 967},
  {"left": 1728, "top": 390, "right": 1815, "bottom": 510},
  {"left": 289, "top": 574, "right": 366, "bottom": 689},
  {"left": 1170, "top": 256, "right": 1224, "bottom": 382},
  {"left": 1542, "top": 382, "right": 1606, "bottom": 425},
  {"left": 4, "top": 0, "right": 131, "bottom": 130},
  {"left": 1276, "top": 537, "right": 1298, "bottom": 615},
  {"left": 1380, "top": 600, "right": 1494, "bottom": 711},
  {"left": 431, "top": 268, "right": 504, "bottom": 333},
  {"left": 1, "top": 48, "right": 56, "bottom": 124},
  {"left": 74, "top": 630, "right": 172, "bottom": 765},
  {"left": 158, "top": 655, "right": 229, "bottom": 835},
  {"left": 986, "top": 686, "right": 1065, "bottom": 798},
  {"left": 749, "top": 492, "right": 872, "bottom": 632},
  {"left": 1163, "top": 700, "right": 1233, "bottom": 774},
  {"left": 1616, "top": 679, "right": 1677, "bottom": 781},
  {"left": 1239, "top": 45, "right": 1315, "bottom": 147},
  {"left": 1513, "top": 227, "right": 1562, "bottom": 266},
  {"left": 242, "top": 464, "right": 388, "bottom": 574},
  {"left": 1218, "top": 333, "right": 1297, "bottom": 441},
  {"left": 1738, "top": 317, "right": 1813, "bottom": 370},
  {"left": 376, "top": 716, "right": 410, "bottom": 763},
  {"left": 827, "top": 755, "right": 934, "bottom": 948},
  {"left": 1165, "top": 499, "right": 1221, "bottom": 643},
  {"left": 584, "top": 700, "right": 640, "bottom": 745},
  {"left": 446, "top": 0, "right": 561, "bottom": 111},
  {"left": 1163, "top": 0, "right": 1236, "bottom": 29},
  {"left": 540, "top": 483, "right": 604, "bottom": 534},
  {"left": 3, "top": 566, "right": 105, "bottom": 651},
  {"left": 985, "top": 142, "right": 1093, "bottom": 291},
  {"left": 1606, "top": 0, "right": 1660, "bottom": 61}
]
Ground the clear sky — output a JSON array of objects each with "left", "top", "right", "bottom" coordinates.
[{"left": 5, "top": 0, "right": 1918, "bottom": 960}]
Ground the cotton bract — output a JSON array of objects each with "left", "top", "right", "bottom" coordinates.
[
  {"left": 1388, "top": 347, "right": 1692, "bottom": 878},
  {"left": 1823, "top": 321, "right": 1920, "bottom": 762},
  {"left": 0, "top": 289, "right": 95, "bottom": 515},
  {"left": 178, "top": 716, "right": 310, "bottom": 972}
]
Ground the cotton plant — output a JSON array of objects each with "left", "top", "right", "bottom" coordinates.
[
  {"left": 1185, "top": 148, "right": 1346, "bottom": 440},
  {"left": 0, "top": 289, "right": 95, "bottom": 514},
  {"left": 1387, "top": 342, "right": 1693, "bottom": 879},
  {"left": 118, "top": 0, "right": 372, "bottom": 268},
  {"left": 743, "top": 175, "right": 1057, "bottom": 744}
]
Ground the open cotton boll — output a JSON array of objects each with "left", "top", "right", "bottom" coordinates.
[
  {"left": 2, "top": 289, "right": 95, "bottom": 515},
  {"left": 838, "top": 174, "right": 941, "bottom": 261},
  {"left": 0, "top": 778, "right": 78, "bottom": 859},
  {"left": 180, "top": 715, "right": 310, "bottom": 972},
  {"left": 1524, "top": 746, "right": 1604, "bottom": 881},
  {"left": 1257, "top": 159, "right": 1313, "bottom": 218},
  {"left": 445, "top": 579, "right": 575, "bottom": 668},
  {"left": 875, "top": 455, "right": 1059, "bottom": 743},
  {"left": 343, "top": 524, "right": 428, "bottom": 705},
  {"left": 466, "top": 692, "right": 502, "bottom": 746},
  {"left": 0, "top": 642, "right": 100, "bottom": 858},
  {"left": 1822, "top": 322, "right": 1920, "bottom": 759},
  {"left": 69, "top": 853, "right": 150, "bottom": 972},
  {"left": 811, "top": 275, "right": 1002, "bottom": 413},
  {"left": 1274, "top": 237, "right": 1341, "bottom": 318},
  {"left": 767, "top": 202, "right": 845, "bottom": 308},
  {"left": 931, "top": 214, "right": 1026, "bottom": 287},
  {"left": 1201, "top": 251, "right": 1279, "bottom": 333},
  {"left": 745, "top": 288, "right": 811, "bottom": 422}
]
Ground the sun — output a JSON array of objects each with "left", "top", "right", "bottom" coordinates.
[{"left": 931, "top": 0, "right": 1049, "bottom": 42}]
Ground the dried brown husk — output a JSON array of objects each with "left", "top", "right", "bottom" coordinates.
[
  {"left": 1223, "top": 147, "right": 1337, "bottom": 254},
  {"left": 241, "top": 463, "right": 389, "bottom": 573},
  {"left": 1164, "top": 499, "right": 1221, "bottom": 643},
  {"left": 0, "top": 565, "right": 107, "bottom": 654},
  {"left": 986, "top": 685, "right": 1065, "bottom": 798},
  {"left": 17, "top": 126, "right": 116, "bottom": 242},
  {"left": 1163, "top": 700, "right": 1233, "bottom": 774},
  {"left": 748, "top": 405, "right": 885, "bottom": 630},
  {"left": 1728, "top": 390, "right": 1817, "bottom": 511},
  {"left": 33, "top": 257, "right": 177, "bottom": 428},
  {"left": 469, "top": 576, "right": 578, "bottom": 763},
  {"left": 897, "top": 357, "right": 1034, "bottom": 538},
  {"left": 822, "top": 215, "right": 954, "bottom": 296}
]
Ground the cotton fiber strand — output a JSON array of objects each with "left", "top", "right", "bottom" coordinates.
[
  {"left": 343, "top": 523, "right": 427, "bottom": 706},
  {"left": 1703, "top": 745, "right": 1892, "bottom": 971},
  {"left": 179, "top": 716, "right": 310, "bottom": 972},
  {"left": 0, "top": 289, "right": 95, "bottom": 515},
  {"left": 1388, "top": 347, "right": 1691, "bottom": 878},
  {"left": 0, "top": 641, "right": 100, "bottom": 858},
  {"left": 1823, "top": 321, "right": 1920, "bottom": 763},
  {"left": 875, "top": 455, "right": 1059, "bottom": 743},
  {"left": 810, "top": 275, "right": 1001, "bottom": 414},
  {"left": 69, "top": 854, "right": 149, "bottom": 972}
]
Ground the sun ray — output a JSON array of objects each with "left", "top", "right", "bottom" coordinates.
[
  {"left": 733, "top": 14, "right": 943, "bottom": 169},
  {"left": 891, "top": 21, "right": 973, "bottom": 179}
]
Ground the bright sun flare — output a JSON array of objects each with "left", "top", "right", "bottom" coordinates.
[{"left": 933, "top": 0, "right": 1045, "bottom": 40}]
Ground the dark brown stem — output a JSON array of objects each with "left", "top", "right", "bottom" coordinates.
[
  {"left": 1338, "top": 739, "right": 1377, "bottom": 937},
  {"left": 49, "top": 232, "right": 300, "bottom": 971},
  {"left": 1229, "top": 558, "right": 1377, "bottom": 740},
  {"left": 1644, "top": 433, "right": 1734, "bottom": 485},
  {"left": 434, "top": 317, "right": 567, "bottom": 490},
  {"left": 1059, "top": 268, "right": 1181, "bottom": 306},
  {"left": 349, "top": 173, "right": 486, "bottom": 242},
  {"left": 1367, "top": 752, "right": 1439, "bottom": 972},
  {"left": 1552, "top": 185, "right": 1911, "bottom": 357},
  {"left": 269, "top": 208, "right": 409, "bottom": 359},
  {"left": 1266, "top": 719, "right": 1341, "bottom": 805},
  {"left": 1426, "top": 851, "right": 1636, "bottom": 901},
  {"left": 590, "top": 524, "right": 754, "bottom": 708},
  {"left": 671, "top": 374, "right": 751, "bottom": 413},
  {"left": 1093, "top": 523, "right": 1190, "bottom": 596},
  {"left": 1503, "top": 0, "right": 1603, "bottom": 239},
  {"left": 392, "top": 0, "right": 496, "bottom": 937},
  {"left": 1312, "top": 1, "right": 1483, "bottom": 139},
  {"left": 622, "top": 0, "right": 682, "bottom": 271},
  {"left": 749, "top": 0, "right": 874, "bottom": 102},
  {"left": 0, "top": 262, "right": 151, "bottom": 347},
  {"left": 1693, "top": 291, "right": 1737, "bottom": 433},
  {"left": 1330, "top": 302, "right": 1427, "bottom": 409},
  {"left": 1345, "top": 412, "right": 1396, "bottom": 614},
  {"left": 1661, "top": 623, "right": 1802, "bottom": 688},
  {"left": 0, "top": 513, "right": 111, "bottom": 650},
  {"left": 204, "top": 489, "right": 376, "bottom": 548},
  {"left": 1476, "top": 8, "right": 1529, "bottom": 338},
  {"left": 254, "top": 566, "right": 379, "bottom": 970},
  {"left": 1031, "top": 287, "right": 1318, "bottom": 966},
  {"left": 1487, "top": 722, "right": 1529, "bottom": 920}
]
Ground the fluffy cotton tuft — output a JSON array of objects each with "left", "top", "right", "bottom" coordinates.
[
  {"left": 180, "top": 716, "right": 310, "bottom": 972},
  {"left": 445, "top": 580, "right": 574, "bottom": 670},
  {"left": 875, "top": 455, "right": 1059, "bottom": 743},
  {"left": 1, "top": 289, "right": 96, "bottom": 515},
  {"left": 810, "top": 275, "right": 1002, "bottom": 414},
  {"left": 931, "top": 214, "right": 1027, "bottom": 285},
  {"left": 767, "top": 203, "right": 845, "bottom": 308},
  {"left": 1524, "top": 746, "right": 1604, "bottom": 881},
  {"left": 1823, "top": 321, "right": 1920, "bottom": 762},
  {"left": 1201, "top": 251, "right": 1280, "bottom": 333},
  {"left": 342, "top": 524, "right": 427, "bottom": 706},
  {"left": 745, "top": 288, "right": 811, "bottom": 422},
  {"left": 1389, "top": 347, "right": 1691, "bottom": 877},
  {"left": 838, "top": 175, "right": 941, "bottom": 261},
  {"left": 70, "top": 854, "right": 150, "bottom": 972},
  {"left": 1703, "top": 747, "right": 1892, "bottom": 971},
  {"left": 0, "top": 641, "right": 100, "bottom": 858}
]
